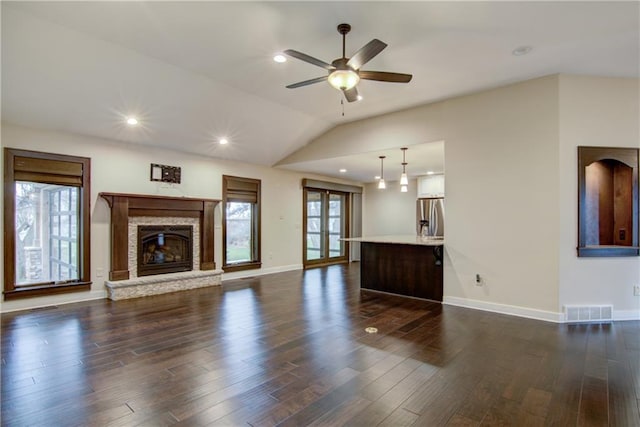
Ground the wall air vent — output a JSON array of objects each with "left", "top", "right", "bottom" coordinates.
[{"left": 564, "top": 305, "right": 613, "bottom": 323}]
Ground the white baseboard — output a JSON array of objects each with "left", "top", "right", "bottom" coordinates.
[
  {"left": 613, "top": 310, "right": 640, "bottom": 321},
  {"left": 443, "top": 296, "right": 564, "bottom": 323},
  {"left": 0, "top": 290, "right": 108, "bottom": 314},
  {"left": 221, "top": 264, "right": 303, "bottom": 282}
]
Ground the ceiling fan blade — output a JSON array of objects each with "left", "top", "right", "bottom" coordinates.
[
  {"left": 347, "top": 39, "right": 387, "bottom": 70},
  {"left": 284, "top": 49, "right": 335, "bottom": 70},
  {"left": 286, "top": 76, "right": 327, "bottom": 89},
  {"left": 359, "top": 70, "right": 413, "bottom": 83},
  {"left": 343, "top": 86, "right": 359, "bottom": 103}
]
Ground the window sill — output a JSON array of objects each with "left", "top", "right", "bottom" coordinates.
[
  {"left": 4, "top": 282, "right": 92, "bottom": 300},
  {"left": 222, "top": 262, "right": 262, "bottom": 273},
  {"left": 578, "top": 246, "right": 640, "bottom": 257}
]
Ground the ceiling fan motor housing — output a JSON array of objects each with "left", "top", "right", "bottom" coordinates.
[{"left": 337, "top": 23, "right": 351, "bottom": 35}]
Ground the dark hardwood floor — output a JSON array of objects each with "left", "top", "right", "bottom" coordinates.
[{"left": 1, "top": 264, "right": 639, "bottom": 426}]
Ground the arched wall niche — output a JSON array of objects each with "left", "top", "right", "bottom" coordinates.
[{"left": 578, "top": 146, "right": 639, "bottom": 257}]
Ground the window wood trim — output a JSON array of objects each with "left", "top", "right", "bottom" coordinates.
[
  {"left": 302, "top": 178, "right": 363, "bottom": 194},
  {"left": 222, "top": 175, "right": 261, "bottom": 272},
  {"left": 3, "top": 148, "right": 92, "bottom": 300}
]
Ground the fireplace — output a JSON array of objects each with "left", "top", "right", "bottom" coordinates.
[{"left": 137, "top": 225, "right": 193, "bottom": 276}]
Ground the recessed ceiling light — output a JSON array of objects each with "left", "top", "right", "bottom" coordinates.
[
  {"left": 273, "top": 54, "right": 287, "bottom": 63},
  {"left": 126, "top": 117, "right": 138, "bottom": 126},
  {"left": 219, "top": 138, "right": 229, "bottom": 145},
  {"left": 512, "top": 46, "right": 533, "bottom": 56},
  {"left": 426, "top": 171, "right": 435, "bottom": 175},
  {"left": 339, "top": 168, "right": 347, "bottom": 173}
]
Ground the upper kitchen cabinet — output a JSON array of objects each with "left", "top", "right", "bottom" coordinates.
[{"left": 417, "top": 174, "right": 445, "bottom": 198}]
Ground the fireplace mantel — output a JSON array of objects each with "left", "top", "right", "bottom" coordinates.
[{"left": 99, "top": 192, "right": 220, "bottom": 281}]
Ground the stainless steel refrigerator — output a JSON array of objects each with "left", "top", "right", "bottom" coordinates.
[{"left": 417, "top": 198, "right": 445, "bottom": 237}]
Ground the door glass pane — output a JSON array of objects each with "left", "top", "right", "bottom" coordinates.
[
  {"left": 328, "top": 193, "right": 345, "bottom": 258},
  {"left": 15, "top": 182, "right": 80, "bottom": 286},
  {"left": 306, "top": 191, "right": 325, "bottom": 261},
  {"left": 226, "top": 202, "right": 254, "bottom": 264}
]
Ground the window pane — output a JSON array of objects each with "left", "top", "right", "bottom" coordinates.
[
  {"left": 329, "top": 234, "right": 343, "bottom": 256},
  {"left": 15, "top": 182, "right": 80, "bottom": 285},
  {"left": 307, "top": 249, "right": 322, "bottom": 260},
  {"left": 328, "top": 201, "right": 341, "bottom": 216},
  {"left": 61, "top": 215, "right": 70, "bottom": 236},
  {"left": 52, "top": 215, "right": 60, "bottom": 236},
  {"left": 307, "top": 218, "right": 321, "bottom": 233},
  {"left": 328, "top": 218, "right": 341, "bottom": 233},
  {"left": 226, "top": 202, "right": 254, "bottom": 264},
  {"left": 51, "top": 191, "right": 59, "bottom": 212},
  {"left": 60, "top": 189, "right": 69, "bottom": 211},
  {"left": 307, "top": 230, "right": 321, "bottom": 261}
]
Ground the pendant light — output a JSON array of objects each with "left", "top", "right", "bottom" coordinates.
[
  {"left": 377, "top": 156, "right": 386, "bottom": 189},
  {"left": 399, "top": 147, "right": 408, "bottom": 192}
]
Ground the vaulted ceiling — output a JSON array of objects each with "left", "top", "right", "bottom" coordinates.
[{"left": 2, "top": 2, "right": 638, "bottom": 182}]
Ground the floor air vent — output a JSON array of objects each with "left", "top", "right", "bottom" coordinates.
[{"left": 564, "top": 305, "right": 613, "bottom": 323}]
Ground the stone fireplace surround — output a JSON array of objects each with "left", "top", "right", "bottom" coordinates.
[{"left": 99, "top": 193, "right": 223, "bottom": 300}]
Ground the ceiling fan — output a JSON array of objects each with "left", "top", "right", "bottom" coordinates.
[{"left": 284, "top": 23, "right": 412, "bottom": 102}]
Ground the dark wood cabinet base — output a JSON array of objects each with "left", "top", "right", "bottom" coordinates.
[{"left": 360, "top": 242, "right": 443, "bottom": 301}]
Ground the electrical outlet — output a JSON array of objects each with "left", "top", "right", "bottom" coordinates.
[
  {"left": 634, "top": 285, "right": 640, "bottom": 296},
  {"left": 96, "top": 268, "right": 104, "bottom": 278}
]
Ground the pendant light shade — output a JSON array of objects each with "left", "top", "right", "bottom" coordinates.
[
  {"left": 399, "top": 147, "right": 409, "bottom": 187},
  {"left": 378, "top": 156, "right": 386, "bottom": 190}
]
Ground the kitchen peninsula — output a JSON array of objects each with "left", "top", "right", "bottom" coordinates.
[{"left": 344, "top": 235, "right": 444, "bottom": 302}]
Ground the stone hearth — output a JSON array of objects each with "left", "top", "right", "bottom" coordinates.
[{"left": 105, "top": 270, "right": 222, "bottom": 300}]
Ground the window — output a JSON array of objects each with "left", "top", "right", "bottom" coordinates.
[
  {"left": 222, "top": 175, "right": 261, "bottom": 272},
  {"left": 4, "top": 148, "right": 91, "bottom": 299}
]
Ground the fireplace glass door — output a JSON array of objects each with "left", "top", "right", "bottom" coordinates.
[{"left": 138, "top": 226, "right": 193, "bottom": 276}]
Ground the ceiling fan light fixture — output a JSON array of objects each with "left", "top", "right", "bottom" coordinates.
[{"left": 328, "top": 69, "right": 360, "bottom": 90}]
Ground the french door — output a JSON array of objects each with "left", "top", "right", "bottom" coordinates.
[{"left": 303, "top": 189, "right": 349, "bottom": 267}]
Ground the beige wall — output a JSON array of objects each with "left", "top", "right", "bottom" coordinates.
[
  {"left": 293, "top": 76, "right": 561, "bottom": 319},
  {"left": 362, "top": 179, "right": 418, "bottom": 236},
  {"left": 441, "top": 76, "right": 560, "bottom": 317},
  {"left": 288, "top": 74, "right": 639, "bottom": 321},
  {"left": 0, "top": 123, "right": 357, "bottom": 313},
  {"left": 558, "top": 75, "right": 640, "bottom": 319}
]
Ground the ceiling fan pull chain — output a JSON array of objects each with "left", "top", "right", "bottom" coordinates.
[{"left": 341, "top": 98, "right": 345, "bottom": 116}]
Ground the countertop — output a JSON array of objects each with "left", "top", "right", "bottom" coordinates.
[{"left": 342, "top": 235, "right": 444, "bottom": 246}]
